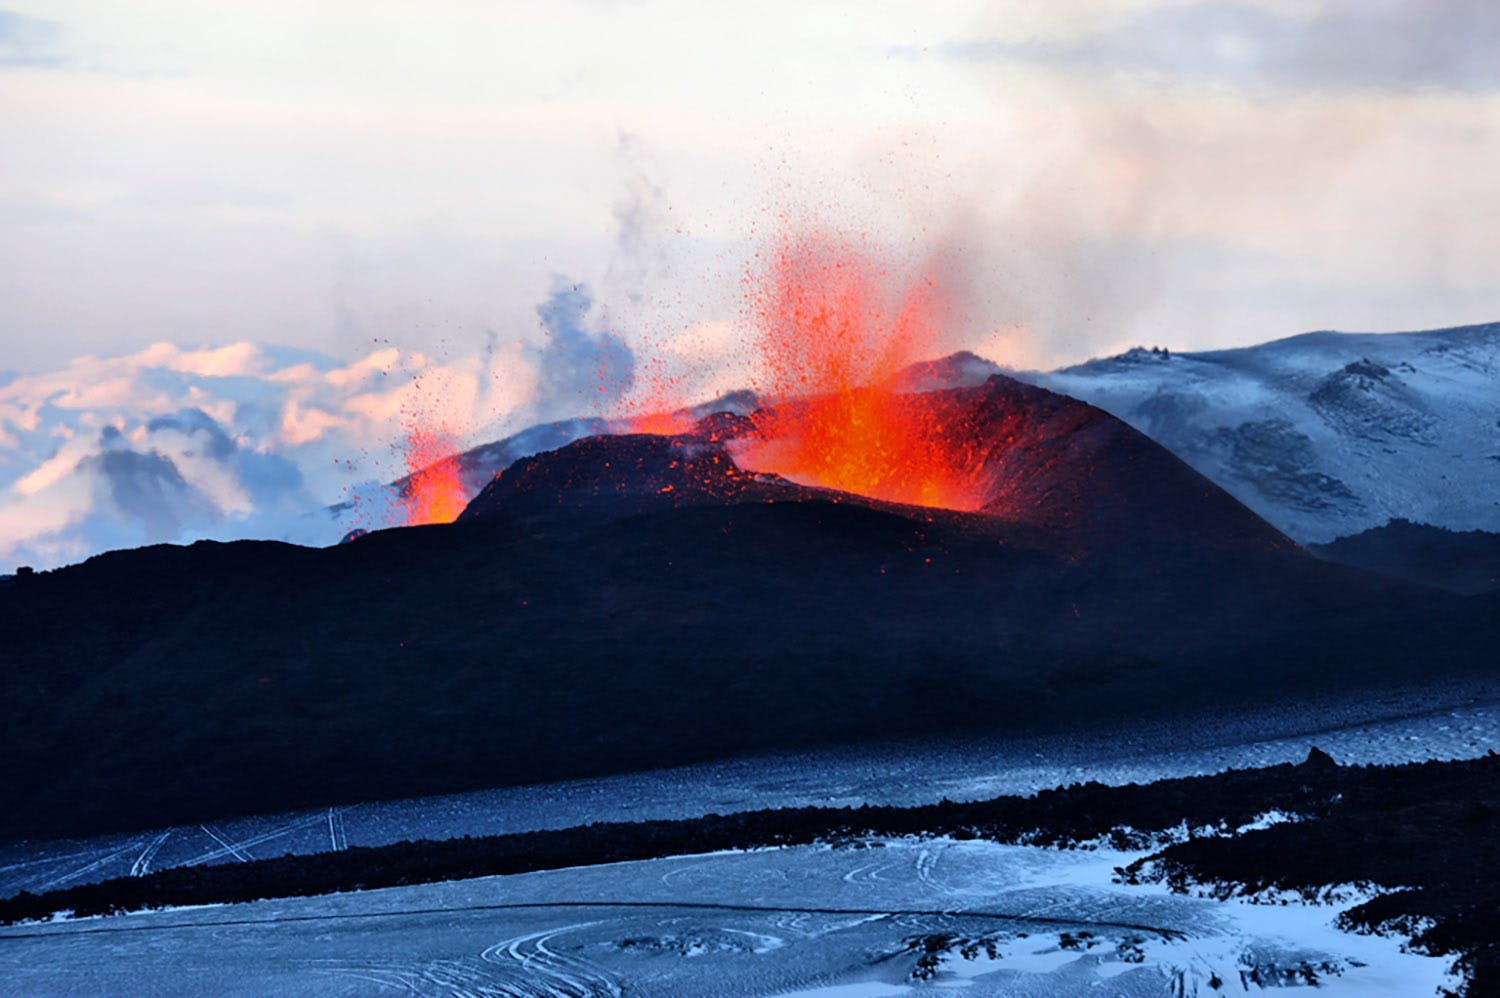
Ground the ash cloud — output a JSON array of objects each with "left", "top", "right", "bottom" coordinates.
[{"left": 608, "top": 132, "right": 670, "bottom": 304}]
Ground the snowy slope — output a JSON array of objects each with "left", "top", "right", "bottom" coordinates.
[
  {"left": 0, "top": 840, "right": 1453, "bottom": 997},
  {"left": 5, "top": 684, "right": 1495, "bottom": 899},
  {"left": 1023, "top": 323, "right": 1500, "bottom": 543}
]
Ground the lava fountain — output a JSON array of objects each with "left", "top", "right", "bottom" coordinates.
[
  {"left": 734, "top": 229, "right": 988, "bottom": 511},
  {"left": 401, "top": 426, "right": 468, "bottom": 525}
]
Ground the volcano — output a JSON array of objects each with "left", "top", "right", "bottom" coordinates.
[
  {"left": 463, "top": 373, "right": 1291, "bottom": 554},
  {"left": 1, "top": 373, "right": 1494, "bottom": 841}
]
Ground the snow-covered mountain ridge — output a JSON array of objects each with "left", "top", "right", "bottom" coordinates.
[{"left": 1021, "top": 322, "right": 1500, "bottom": 543}]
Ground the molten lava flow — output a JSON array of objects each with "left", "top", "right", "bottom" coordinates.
[
  {"left": 736, "top": 229, "right": 986, "bottom": 511},
  {"left": 402, "top": 426, "right": 467, "bottom": 525}
]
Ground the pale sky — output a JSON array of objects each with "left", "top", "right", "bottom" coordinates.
[{"left": 3, "top": 0, "right": 1500, "bottom": 376}]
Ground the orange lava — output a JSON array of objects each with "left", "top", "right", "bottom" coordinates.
[
  {"left": 614, "top": 355, "right": 697, "bottom": 436},
  {"left": 737, "top": 229, "right": 985, "bottom": 511},
  {"left": 402, "top": 426, "right": 467, "bottom": 525},
  {"left": 622, "top": 409, "right": 695, "bottom": 435}
]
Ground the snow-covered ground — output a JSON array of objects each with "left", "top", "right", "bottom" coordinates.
[
  {"left": 2, "top": 684, "right": 1490, "bottom": 995},
  {"left": 2, "top": 680, "right": 1494, "bottom": 900},
  {"left": 1022, "top": 322, "right": 1500, "bottom": 542},
  {"left": 0, "top": 838, "right": 1453, "bottom": 996}
]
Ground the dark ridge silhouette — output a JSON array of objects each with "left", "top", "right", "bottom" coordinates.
[{"left": 1310, "top": 518, "right": 1500, "bottom": 594}]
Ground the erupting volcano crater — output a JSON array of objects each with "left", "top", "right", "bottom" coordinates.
[
  {"left": 430, "top": 228, "right": 1289, "bottom": 556},
  {"left": 462, "top": 369, "right": 1291, "bottom": 559}
]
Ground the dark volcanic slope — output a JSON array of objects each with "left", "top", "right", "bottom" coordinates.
[
  {"left": 1, "top": 376, "right": 1494, "bottom": 841},
  {"left": 1310, "top": 518, "right": 1500, "bottom": 595}
]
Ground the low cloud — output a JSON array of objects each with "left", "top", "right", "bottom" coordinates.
[
  {"left": 0, "top": 8, "right": 63, "bottom": 69},
  {"left": 81, "top": 425, "right": 225, "bottom": 546},
  {"left": 0, "top": 338, "right": 535, "bottom": 570},
  {"left": 934, "top": 1, "right": 1500, "bottom": 95},
  {"left": 0, "top": 271, "right": 680, "bottom": 570}
]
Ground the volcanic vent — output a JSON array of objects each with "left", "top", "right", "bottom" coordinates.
[
  {"left": 463, "top": 226, "right": 1287, "bottom": 552},
  {"left": 462, "top": 369, "right": 1290, "bottom": 558}
]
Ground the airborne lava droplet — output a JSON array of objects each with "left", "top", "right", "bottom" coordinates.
[{"left": 735, "top": 227, "right": 986, "bottom": 511}]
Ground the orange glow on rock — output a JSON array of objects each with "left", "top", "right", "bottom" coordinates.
[
  {"left": 735, "top": 229, "right": 986, "bottom": 511},
  {"left": 402, "top": 426, "right": 467, "bottom": 525}
]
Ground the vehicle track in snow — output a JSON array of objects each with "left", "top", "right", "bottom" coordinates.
[
  {"left": 130, "top": 832, "right": 172, "bottom": 878},
  {"left": 0, "top": 899, "right": 1188, "bottom": 943},
  {"left": 327, "top": 808, "right": 348, "bottom": 852},
  {"left": 184, "top": 814, "right": 326, "bottom": 866},
  {"left": 33, "top": 841, "right": 145, "bottom": 893},
  {"left": 478, "top": 922, "right": 622, "bottom": 997}
]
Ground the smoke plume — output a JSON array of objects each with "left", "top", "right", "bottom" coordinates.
[{"left": 533, "top": 279, "right": 637, "bottom": 417}]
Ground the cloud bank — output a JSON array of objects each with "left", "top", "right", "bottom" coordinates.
[
  {"left": 937, "top": 1, "right": 1500, "bottom": 95},
  {"left": 0, "top": 280, "right": 643, "bottom": 569}
]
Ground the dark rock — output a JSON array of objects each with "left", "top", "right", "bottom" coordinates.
[{"left": 1302, "top": 746, "right": 1339, "bottom": 770}]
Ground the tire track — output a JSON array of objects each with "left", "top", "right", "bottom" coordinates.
[
  {"left": 840, "top": 857, "right": 897, "bottom": 885},
  {"left": 33, "top": 841, "right": 146, "bottom": 893},
  {"left": 185, "top": 814, "right": 324, "bottom": 866},
  {"left": 327, "top": 808, "right": 348, "bottom": 852},
  {"left": 130, "top": 832, "right": 172, "bottom": 878},
  {"left": 479, "top": 922, "right": 621, "bottom": 997},
  {"left": 0, "top": 847, "right": 120, "bottom": 876},
  {"left": 1, "top": 899, "right": 1188, "bottom": 943}
]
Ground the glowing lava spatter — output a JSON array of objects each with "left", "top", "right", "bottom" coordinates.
[
  {"left": 736, "top": 229, "right": 987, "bottom": 511},
  {"left": 616, "top": 355, "right": 697, "bottom": 435},
  {"left": 401, "top": 426, "right": 467, "bottom": 525}
]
